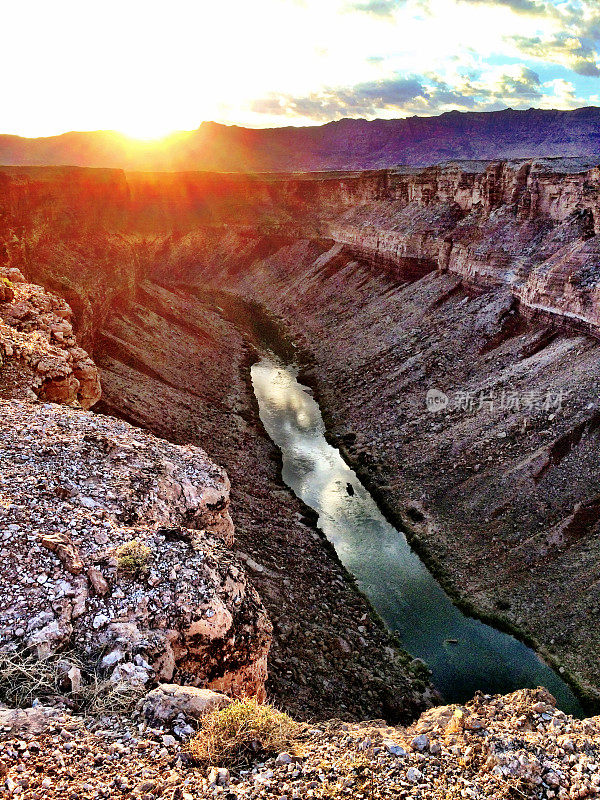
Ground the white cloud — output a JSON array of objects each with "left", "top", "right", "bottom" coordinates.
[{"left": 0, "top": 0, "right": 597, "bottom": 136}]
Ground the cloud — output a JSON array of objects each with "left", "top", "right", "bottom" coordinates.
[
  {"left": 252, "top": 76, "right": 428, "bottom": 120},
  {"left": 495, "top": 65, "right": 542, "bottom": 97},
  {"left": 251, "top": 65, "right": 561, "bottom": 122},
  {"left": 457, "top": 0, "right": 600, "bottom": 76},
  {"left": 543, "top": 78, "right": 577, "bottom": 105},
  {"left": 347, "top": 0, "right": 404, "bottom": 17},
  {"left": 425, "top": 79, "right": 478, "bottom": 108},
  {"left": 509, "top": 32, "right": 600, "bottom": 76},
  {"left": 456, "top": 0, "right": 550, "bottom": 16}
]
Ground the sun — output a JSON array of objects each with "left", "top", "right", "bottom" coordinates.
[{"left": 115, "top": 120, "right": 183, "bottom": 142}]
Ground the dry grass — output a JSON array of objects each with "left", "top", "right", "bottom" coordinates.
[
  {"left": 0, "top": 650, "right": 145, "bottom": 714},
  {"left": 0, "top": 650, "right": 69, "bottom": 708},
  {"left": 115, "top": 539, "right": 152, "bottom": 576},
  {"left": 187, "top": 698, "right": 300, "bottom": 768}
]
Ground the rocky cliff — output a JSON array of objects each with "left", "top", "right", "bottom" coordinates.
[
  {"left": 0, "top": 265, "right": 100, "bottom": 408},
  {"left": 329, "top": 158, "right": 600, "bottom": 333},
  {"left": 0, "top": 269, "right": 272, "bottom": 709},
  {"left": 8, "top": 157, "right": 600, "bottom": 337}
]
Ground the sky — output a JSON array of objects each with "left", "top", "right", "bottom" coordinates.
[{"left": 2, "top": 0, "right": 600, "bottom": 139}]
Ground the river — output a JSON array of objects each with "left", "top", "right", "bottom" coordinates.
[{"left": 251, "top": 354, "right": 584, "bottom": 716}]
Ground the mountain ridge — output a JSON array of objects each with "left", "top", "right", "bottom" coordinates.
[{"left": 2, "top": 106, "right": 600, "bottom": 172}]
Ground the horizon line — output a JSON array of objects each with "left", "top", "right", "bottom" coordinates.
[{"left": 2, "top": 104, "right": 599, "bottom": 142}]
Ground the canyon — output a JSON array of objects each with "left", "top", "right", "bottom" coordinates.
[
  {"left": 140, "top": 156, "right": 600, "bottom": 708},
  {"left": 2, "top": 155, "right": 600, "bottom": 796}
]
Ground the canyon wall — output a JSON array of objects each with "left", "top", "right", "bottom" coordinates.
[
  {"left": 329, "top": 159, "right": 600, "bottom": 333},
  {"left": 181, "top": 238, "right": 600, "bottom": 709},
  {"left": 141, "top": 159, "right": 600, "bottom": 706},
  {"left": 4, "top": 159, "right": 600, "bottom": 711},
  {"left": 5, "top": 157, "right": 600, "bottom": 341}
]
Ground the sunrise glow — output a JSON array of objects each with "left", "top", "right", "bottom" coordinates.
[{"left": 1, "top": 0, "right": 599, "bottom": 136}]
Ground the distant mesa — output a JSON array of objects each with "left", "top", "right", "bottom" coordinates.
[{"left": 1, "top": 107, "right": 600, "bottom": 173}]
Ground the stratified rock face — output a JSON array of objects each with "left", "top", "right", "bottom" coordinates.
[
  {"left": 0, "top": 267, "right": 101, "bottom": 408},
  {"left": 0, "top": 400, "right": 271, "bottom": 700},
  {"left": 5, "top": 158, "right": 600, "bottom": 344},
  {"left": 328, "top": 159, "right": 600, "bottom": 334}
]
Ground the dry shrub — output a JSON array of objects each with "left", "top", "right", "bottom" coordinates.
[
  {"left": 0, "top": 650, "right": 145, "bottom": 714},
  {"left": 187, "top": 698, "right": 299, "bottom": 768},
  {"left": 0, "top": 650, "right": 70, "bottom": 708}
]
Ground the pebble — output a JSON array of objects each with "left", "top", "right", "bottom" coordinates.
[
  {"left": 410, "top": 734, "right": 429, "bottom": 752},
  {"left": 383, "top": 740, "right": 406, "bottom": 757}
]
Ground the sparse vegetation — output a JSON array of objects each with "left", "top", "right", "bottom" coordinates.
[
  {"left": 0, "top": 650, "right": 144, "bottom": 713},
  {"left": 115, "top": 539, "right": 152, "bottom": 576},
  {"left": 187, "top": 698, "right": 300, "bottom": 768}
]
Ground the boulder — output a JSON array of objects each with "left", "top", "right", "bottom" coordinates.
[
  {"left": 0, "top": 274, "right": 101, "bottom": 409},
  {"left": 140, "top": 684, "right": 231, "bottom": 723}
]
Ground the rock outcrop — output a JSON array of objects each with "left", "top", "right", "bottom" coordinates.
[
  {"left": 0, "top": 266, "right": 100, "bottom": 408},
  {"left": 329, "top": 159, "right": 600, "bottom": 333},
  {"left": 0, "top": 399, "right": 271, "bottom": 700}
]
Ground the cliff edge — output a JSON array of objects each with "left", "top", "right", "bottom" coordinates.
[{"left": 0, "top": 272, "right": 272, "bottom": 707}]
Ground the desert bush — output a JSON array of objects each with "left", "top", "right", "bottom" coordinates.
[
  {"left": 115, "top": 539, "right": 151, "bottom": 576},
  {"left": 187, "top": 698, "right": 299, "bottom": 768}
]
